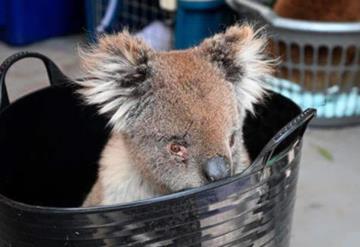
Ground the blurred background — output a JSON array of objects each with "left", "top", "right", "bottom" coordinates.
[{"left": 0, "top": 0, "right": 359, "bottom": 246}]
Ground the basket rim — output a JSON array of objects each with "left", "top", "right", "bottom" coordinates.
[
  {"left": 268, "top": 18, "right": 360, "bottom": 33},
  {"left": 0, "top": 161, "right": 268, "bottom": 214},
  {"left": 0, "top": 133, "right": 305, "bottom": 214},
  {"left": 0, "top": 142, "right": 304, "bottom": 215},
  {"left": 227, "top": 0, "right": 360, "bottom": 33},
  {"left": 0, "top": 85, "right": 314, "bottom": 215}
]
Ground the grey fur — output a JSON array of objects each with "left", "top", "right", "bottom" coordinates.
[{"left": 76, "top": 25, "right": 273, "bottom": 207}]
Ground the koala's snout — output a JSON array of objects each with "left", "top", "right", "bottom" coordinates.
[{"left": 202, "top": 156, "right": 231, "bottom": 182}]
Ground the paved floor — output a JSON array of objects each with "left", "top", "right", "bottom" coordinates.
[
  {"left": 294, "top": 127, "right": 360, "bottom": 246},
  {"left": 1, "top": 36, "right": 359, "bottom": 246}
]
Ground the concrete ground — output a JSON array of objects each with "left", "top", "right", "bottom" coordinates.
[{"left": 1, "top": 36, "right": 359, "bottom": 246}]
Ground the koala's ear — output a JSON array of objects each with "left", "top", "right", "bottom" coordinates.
[
  {"left": 76, "top": 31, "right": 153, "bottom": 131},
  {"left": 198, "top": 24, "right": 273, "bottom": 113}
]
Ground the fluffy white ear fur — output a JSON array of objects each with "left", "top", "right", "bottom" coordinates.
[
  {"left": 200, "top": 25, "right": 274, "bottom": 114},
  {"left": 76, "top": 25, "right": 272, "bottom": 132},
  {"left": 76, "top": 31, "right": 153, "bottom": 132}
]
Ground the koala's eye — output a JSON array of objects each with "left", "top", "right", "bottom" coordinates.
[
  {"left": 170, "top": 143, "right": 183, "bottom": 153},
  {"left": 230, "top": 132, "right": 236, "bottom": 147},
  {"left": 168, "top": 143, "right": 188, "bottom": 160}
]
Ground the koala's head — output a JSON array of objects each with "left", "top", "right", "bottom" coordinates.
[{"left": 78, "top": 25, "right": 272, "bottom": 194}]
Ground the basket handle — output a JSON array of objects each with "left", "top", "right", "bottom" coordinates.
[
  {"left": 254, "top": 108, "right": 316, "bottom": 166},
  {"left": 0, "top": 51, "right": 69, "bottom": 111},
  {"left": 226, "top": 0, "right": 278, "bottom": 24}
]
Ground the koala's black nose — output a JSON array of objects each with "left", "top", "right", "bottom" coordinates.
[{"left": 202, "top": 156, "right": 231, "bottom": 182}]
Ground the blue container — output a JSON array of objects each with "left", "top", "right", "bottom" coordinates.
[
  {"left": 0, "top": 0, "right": 84, "bottom": 46},
  {"left": 175, "top": 0, "right": 234, "bottom": 49}
]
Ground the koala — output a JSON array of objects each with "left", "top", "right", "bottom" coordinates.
[{"left": 76, "top": 25, "right": 273, "bottom": 207}]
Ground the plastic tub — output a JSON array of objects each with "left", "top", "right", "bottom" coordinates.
[{"left": 0, "top": 52, "right": 315, "bottom": 246}]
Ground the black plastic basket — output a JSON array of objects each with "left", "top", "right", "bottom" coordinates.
[{"left": 0, "top": 52, "right": 315, "bottom": 246}]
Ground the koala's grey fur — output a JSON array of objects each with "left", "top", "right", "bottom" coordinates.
[{"left": 76, "top": 24, "right": 273, "bottom": 207}]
